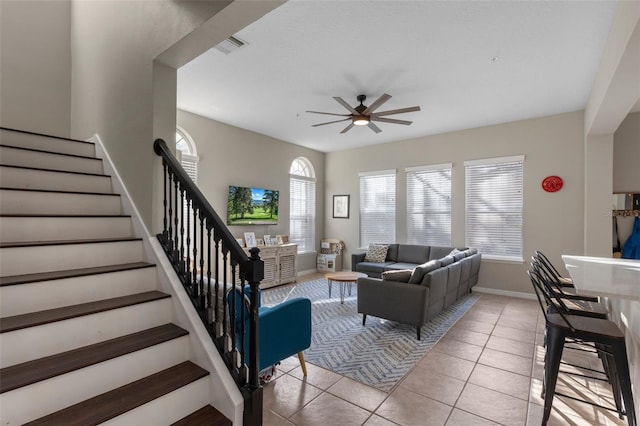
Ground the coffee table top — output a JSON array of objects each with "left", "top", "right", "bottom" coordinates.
[{"left": 326, "top": 271, "right": 368, "bottom": 282}]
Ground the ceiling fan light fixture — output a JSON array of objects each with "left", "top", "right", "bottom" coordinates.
[{"left": 353, "top": 115, "right": 369, "bottom": 126}]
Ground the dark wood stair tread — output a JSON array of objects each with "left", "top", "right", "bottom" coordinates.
[
  {"left": 0, "top": 291, "right": 170, "bottom": 333},
  {"left": 0, "top": 237, "right": 141, "bottom": 249},
  {"left": 0, "top": 323, "right": 188, "bottom": 393},
  {"left": 0, "top": 262, "right": 155, "bottom": 286},
  {"left": 24, "top": 361, "right": 209, "bottom": 426},
  {"left": 172, "top": 405, "right": 232, "bottom": 426}
]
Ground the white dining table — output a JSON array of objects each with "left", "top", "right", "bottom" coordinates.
[
  {"left": 562, "top": 255, "right": 640, "bottom": 300},
  {"left": 562, "top": 255, "right": 640, "bottom": 415}
]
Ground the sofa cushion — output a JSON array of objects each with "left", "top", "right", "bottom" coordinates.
[
  {"left": 386, "top": 262, "right": 421, "bottom": 271},
  {"left": 364, "top": 244, "right": 389, "bottom": 263},
  {"left": 429, "top": 246, "right": 459, "bottom": 260},
  {"left": 439, "top": 255, "right": 455, "bottom": 266},
  {"left": 408, "top": 259, "right": 440, "bottom": 284},
  {"left": 385, "top": 244, "right": 399, "bottom": 262},
  {"left": 381, "top": 269, "right": 413, "bottom": 282},
  {"left": 453, "top": 252, "right": 466, "bottom": 261},
  {"left": 463, "top": 248, "right": 478, "bottom": 257},
  {"left": 448, "top": 248, "right": 462, "bottom": 257},
  {"left": 396, "top": 245, "right": 431, "bottom": 264},
  {"left": 356, "top": 261, "right": 395, "bottom": 274}
]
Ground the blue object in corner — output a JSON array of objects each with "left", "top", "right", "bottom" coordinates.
[
  {"left": 227, "top": 285, "right": 312, "bottom": 371},
  {"left": 621, "top": 217, "right": 640, "bottom": 260}
]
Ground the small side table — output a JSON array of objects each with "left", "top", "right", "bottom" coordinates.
[{"left": 326, "top": 271, "right": 367, "bottom": 304}]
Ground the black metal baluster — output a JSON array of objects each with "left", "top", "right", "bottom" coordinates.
[
  {"left": 162, "top": 161, "right": 168, "bottom": 246},
  {"left": 167, "top": 171, "right": 173, "bottom": 254},
  {"left": 179, "top": 185, "right": 185, "bottom": 276},
  {"left": 173, "top": 176, "right": 179, "bottom": 263},
  {"left": 214, "top": 236, "right": 220, "bottom": 336},
  {"left": 198, "top": 211, "right": 204, "bottom": 300},
  {"left": 207, "top": 226, "right": 212, "bottom": 330},
  {"left": 185, "top": 196, "right": 191, "bottom": 287},
  {"left": 202, "top": 224, "right": 210, "bottom": 312},
  {"left": 192, "top": 205, "right": 198, "bottom": 292}
]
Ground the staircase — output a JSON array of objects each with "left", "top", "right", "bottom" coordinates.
[{"left": 0, "top": 128, "right": 232, "bottom": 425}]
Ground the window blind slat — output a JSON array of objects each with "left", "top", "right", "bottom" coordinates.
[
  {"left": 406, "top": 166, "right": 451, "bottom": 246},
  {"left": 360, "top": 172, "right": 396, "bottom": 247},
  {"left": 465, "top": 159, "right": 523, "bottom": 260}
]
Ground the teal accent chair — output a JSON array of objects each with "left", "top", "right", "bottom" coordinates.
[{"left": 227, "top": 286, "right": 312, "bottom": 375}]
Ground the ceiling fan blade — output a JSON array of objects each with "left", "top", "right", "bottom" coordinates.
[
  {"left": 367, "top": 122, "right": 382, "bottom": 133},
  {"left": 312, "top": 118, "right": 351, "bottom": 127},
  {"left": 371, "top": 116, "right": 412, "bottom": 125},
  {"left": 374, "top": 106, "right": 421, "bottom": 117},
  {"left": 340, "top": 123, "right": 355, "bottom": 134},
  {"left": 363, "top": 93, "right": 391, "bottom": 115},
  {"left": 306, "top": 110, "right": 352, "bottom": 117},
  {"left": 333, "top": 97, "right": 359, "bottom": 114}
]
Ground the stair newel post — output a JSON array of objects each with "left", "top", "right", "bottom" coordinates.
[{"left": 243, "top": 247, "right": 264, "bottom": 426}]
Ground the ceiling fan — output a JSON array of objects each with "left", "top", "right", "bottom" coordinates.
[{"left": 306, "top": 93, "right": 420, "bottom": 134}]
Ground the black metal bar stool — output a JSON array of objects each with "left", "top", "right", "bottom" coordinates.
[
  {"left": 528, "top": 270, "right": 636, "bottom": 426},
  {"left": 534, "top": 250, "right": 574, "bottom": 288}
]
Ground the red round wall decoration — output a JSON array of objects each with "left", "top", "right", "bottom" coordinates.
[{"left": 542, "top": 175, "right": 563, "bottom": 192}]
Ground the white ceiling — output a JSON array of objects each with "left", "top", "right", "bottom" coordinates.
[{"left": 177, "top": 0, "right": 618, "bottom": 153}]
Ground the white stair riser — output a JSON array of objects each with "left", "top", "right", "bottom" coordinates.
[
  {"left": 0, "top": 216, "right": 133, "bottom": 243},
  {"left": 0, "top": 267, "right": 157, "bottom": 317},
  {"left": 0, "top": 190, "right": 122, "bottom": 215},
  {"left": 0, "top": 146, "right": 103, "bottom": 174},
  {"left": 0, "top": 298, "right": 172, "bottom": 368},
  {"left": 0, "top": 336, "right": 190, "bottom": 426},
  {"left": 0, "top": 130, "right": 96, "bottom": 157},
  {"left": 0, "top": 166, "right": 112, "bottom": 193},
  {"left": 102, "top": 378, "right": 209, "bottom": 426},
  {"left": 0, "top": 240, "right": 145, "bottom": 276}
]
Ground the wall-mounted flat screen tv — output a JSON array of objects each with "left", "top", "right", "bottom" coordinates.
[{"left": 227, "top": 185, "right": 279, "bottom": 225}]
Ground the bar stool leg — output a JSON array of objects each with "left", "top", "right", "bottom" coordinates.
[
  {"left": 543, "top": 326, "right": 565, "bottom": 425},
  {"left": 611, "top": 342, "right": 636, "bottom": 426}
]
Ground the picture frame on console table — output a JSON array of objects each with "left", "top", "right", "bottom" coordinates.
[
  {"left": 244, "top": 232, "right": 257, "bottom": 248},
  {"left": 333, "top": 194, "right": 350, "bottom": 219}
]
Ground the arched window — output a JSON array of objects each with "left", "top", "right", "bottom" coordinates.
[
  {"left": 176, "top": 128, "right": 197, "bottom": 183},
  {"left": 290, "top": 157, "right": 316, "bottom": 253}
]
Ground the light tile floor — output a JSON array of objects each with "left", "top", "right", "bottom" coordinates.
[{"left": 262, "top": 276, "right": 630, "bottom": 425}]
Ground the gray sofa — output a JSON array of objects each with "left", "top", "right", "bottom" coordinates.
[{"left": 353, "top": 244, "right": 481, "bottom": 339}]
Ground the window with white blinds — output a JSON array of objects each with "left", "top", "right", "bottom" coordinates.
[
  {"left": 360, "top": 170, "right": 396, "bottom": 248},
  {"left": 406, "top": 163, "right": 452, "bottom": 246},
  {"left": 465, "top": 155, "right": 524, "bottom": 261},
  {"left": 290, "top": 158, "right": 316, "bottom": 254}
]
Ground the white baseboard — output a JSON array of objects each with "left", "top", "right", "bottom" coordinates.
[{"left": 472, "top": 286, "right": 537, "bottom": 300}]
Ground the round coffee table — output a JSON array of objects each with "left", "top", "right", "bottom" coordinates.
[{"left": 325, "top": 271, "right": 367, "bottom": 304}]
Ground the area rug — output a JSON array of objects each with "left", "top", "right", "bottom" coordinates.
[{"left": 262, "top": 278, "right": 479, "bottom": 391}]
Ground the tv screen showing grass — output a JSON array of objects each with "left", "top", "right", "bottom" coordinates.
[{"left": 227, "top": 186, "right": 279, "bottom": 225}]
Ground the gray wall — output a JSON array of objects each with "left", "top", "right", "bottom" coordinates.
[
  {"left": 177, "top": 109, "right": 325, "bottom": 273},
  {"left": 325, "top": 111, "right": 586, "bottom": 295},
  {"left": 0, "top": 0, "right": 71, "bottom": 136}
]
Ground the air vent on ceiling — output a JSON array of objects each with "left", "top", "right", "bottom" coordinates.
[{"left": 214, "top": 36, "right": 247, "bottom": 55}]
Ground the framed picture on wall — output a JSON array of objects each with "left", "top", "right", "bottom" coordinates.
[
  {"left": 244, "top": 232, "right": 257, "bottom": 248},
  {"left": 333, "top": 194, "right": 350, "bottom": 219}
]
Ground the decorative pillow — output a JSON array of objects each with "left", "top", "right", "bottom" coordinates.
[
  {"left": 364, "top": 244, "right": 389, "bottom": 263},
  {"left": 409, "top": 259, "right": 440, "bottom": 284},
  {"left": 381, "top": 269, "right": 413, "bottom": 282},
  {"left": 448, "top": 248, "right": 462, "bottom": 257}
]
